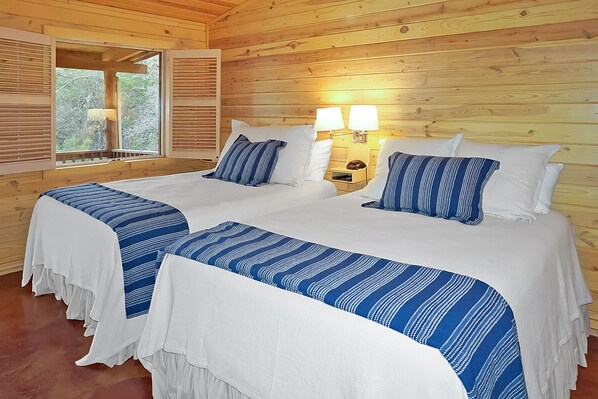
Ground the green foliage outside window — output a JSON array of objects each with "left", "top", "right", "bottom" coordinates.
[
  {"left": 55, "top": 55, "right": 160, "bottom": 154},
  {"left": 56, "top": 68, "right": 105, "bottom": 152},
  {"left": 118, "top": 56, "right": 160, "bottom": 152}
]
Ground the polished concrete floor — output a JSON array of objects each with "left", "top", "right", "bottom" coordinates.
[
  {"left": 0, "top": 271, "right": 597, "bottom": 398},
  {"left": 0, "top": 272, "right": 150, "bottom": 398}
]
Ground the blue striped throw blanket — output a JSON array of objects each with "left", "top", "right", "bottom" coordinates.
[
  {"left": 42, "top": 182, "right": 189, "bottom": 318},
  {"left": 159, "top": 222, "right": 527, "bottom": 399}
]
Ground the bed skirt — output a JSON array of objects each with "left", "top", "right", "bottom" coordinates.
[
  {"left": 543, "top": 306, "right": 589, "bottom": 399},
  {"left": 29, "top": 265, "right": 137, "bottom": 367},
  {"left": 143, "top": 307, "right": 589, "bottom": 399},
  {"left": 148, "top": 351, "right": 252, "bottom": 399}
]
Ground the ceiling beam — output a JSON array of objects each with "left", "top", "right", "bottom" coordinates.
[
  {"left": 57, "top": 50, "right": 148, "bottom": 74},
  {"left": 101, "top": 48, "right": 144, "bottom": 62},
  {"left": 127, "top": 51, "right": 160, "bottom": 63}
]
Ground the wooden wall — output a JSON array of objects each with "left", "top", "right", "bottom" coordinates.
[
  {"left": 0, "top": 0, "right": 210, "bottom": 276},
  {"left": 0, "top": 0, "right": 206, "bottom": 49},
  {"left": 209, "top": 0, "right": 598, "bottom": 330}
]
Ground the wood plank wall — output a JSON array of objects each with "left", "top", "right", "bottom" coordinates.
[
  {"left": 0, "top": 1, "right": 211, "bottom": 276},
  {"left": 0, "top": 0, "right": 206, "bottom": 49},
  {"left": 209, "top": 0, "right": 598, "bottom": 330}
]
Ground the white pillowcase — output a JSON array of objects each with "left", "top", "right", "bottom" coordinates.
[
  {"left": 220, "top": 120, "right": 316, "bottom": 186},
  {"left": 304, "top": 139, "right": 332, "bottom": 181},
  {"left": 457, "top": 139, "right": 560, "bottom": 222},
  {"left": 534, "top": 163, "right": 563, "bottom": 214},
  {"left": 361, "top": 134, "right": 463, "bottom": 199}
]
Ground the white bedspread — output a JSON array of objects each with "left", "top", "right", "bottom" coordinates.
[
  {"left": 138, "top": 193, "right": 591, "bottom": 399},
  {"left": 21, "top": 171, "right": 336, "bottom": 366}
]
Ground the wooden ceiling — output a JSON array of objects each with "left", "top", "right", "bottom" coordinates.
[{"left": 77, "top": 0, "right": 247, "bottom": 23}]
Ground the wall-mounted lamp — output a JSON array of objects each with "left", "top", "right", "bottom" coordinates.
[
  {"left": 348, "top": 105, "right": 378, "bottom": 143},
  {"left": 313, "top": 107, "right": 345, "bottom": 139},
  {"left": 87, "top": 108, "right": 117, "bottom": 121}
]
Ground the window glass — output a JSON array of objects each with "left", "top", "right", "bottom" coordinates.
[
  {"left": 117, "top": 55, "right": 160, "bottom": 153},
  {"left": 55, "top": 68, "right": 106, "bottom": 152}
]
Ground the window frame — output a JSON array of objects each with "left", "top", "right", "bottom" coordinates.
[{"left": 54, "top": 42, "right": 164, "bottom": 166}]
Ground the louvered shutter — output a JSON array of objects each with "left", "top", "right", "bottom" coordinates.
[
  {"left": 165, "top": 49, "right": 220, "bottom": 160},
  {"left": 0, "top": 27, "right": 55, "bottom": 174}
]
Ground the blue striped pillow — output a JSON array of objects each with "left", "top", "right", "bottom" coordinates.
[
  {"left": 204, "top": 134, "right": 287, "bottom": 186},
  {"left": 363, "top": 152, "right": 500, "bottom": 225}
]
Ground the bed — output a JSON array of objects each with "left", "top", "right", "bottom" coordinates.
[
  {"left": 21, "top": 170, "right": 336, "bottom": 366},
  {"left": 137, "top": 192, "right": 591, "bottom": 399}
]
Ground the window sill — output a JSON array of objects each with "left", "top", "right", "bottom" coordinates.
[
  {"left": 56, "top": 149, "right": 160, "bottom": 168},
  {"left": 55, "top": 155, "right": 163, "bottom": 169},
  {"left": 40, "top": 157, "right": 216, "bottom": 182}
]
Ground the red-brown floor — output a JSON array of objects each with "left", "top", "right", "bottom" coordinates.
[
  {"left": 0, "top": 272, "right": 150, "bottom": 399},
  {"left": 0, "top": 271, "right": 597, "bottom": 399}
]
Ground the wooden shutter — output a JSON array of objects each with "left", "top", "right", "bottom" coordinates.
[
  {"left": 165, "top": 49, "right": 220, "bottom": 160},
  {"left": 0, "top": 27, "right": 55, "bottom": 174}
]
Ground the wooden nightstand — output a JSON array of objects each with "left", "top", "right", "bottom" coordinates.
[{"left": 330, "top": 167, "right": 367, "bottom": 194}]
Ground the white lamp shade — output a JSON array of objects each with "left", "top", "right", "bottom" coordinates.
[
  {"left": 313, "top": 107, "right": 344, "bottom": 131},
  {"left": 87, "top": 108, "right": 117, "bottom": 121},
  {"left": 348, "top": 105, "right": 379, "bottom": 131},
  {"left": 87, "top": 108, "right": 105, "bottom": 121}
]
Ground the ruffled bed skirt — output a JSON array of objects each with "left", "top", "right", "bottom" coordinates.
[
  {"left": 29, "top": 265, "right": 137, "bottom": 367},
  {"left": 31, "top": 265, "right": 97, "bottom": 336},
  {"left": 543, "top": 307, "right": 589, "bottom": 399},
  {"left": 145, "top": 308, "right": 589, "bottom": 399},
  {"left": 149, "top": 351, "right": 251, "bottom": 399}
]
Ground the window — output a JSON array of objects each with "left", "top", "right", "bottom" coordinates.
[
  {"left": 0, "top": 28, "right": 221, "bottom": 173},
  {"left": 55, "top": 44, "right": 161, "bottom": 164}
]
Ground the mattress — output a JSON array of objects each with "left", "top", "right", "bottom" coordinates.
[
  {"left": 138, "top": 193, "right": 591, "bottom": 399},
  {"left": 21, "top": 170, "right": 336, "bottom": 366}
]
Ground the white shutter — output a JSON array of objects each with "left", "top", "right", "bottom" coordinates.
[
  {"left": 0, "top": 27, "right": 55, "bottom": 174},
  {"left": 165, "top": 49, "right": 220, "bottom": 160}
]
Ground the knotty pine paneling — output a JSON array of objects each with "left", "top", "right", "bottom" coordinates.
[
  {"left": 0, "top": 158, "right": 215, "bottom": 276},
  {"left": 0, "top": 1, "right": 210, "bottom": 275},
  {"left": 209, "top": 0, "right": 598, "bottom": 330},
  {"left": 0, "top": 0, "right": 206, "bottom": 49},
  {"left": 76, "top": 0, "right": 244, "bottom": 24}
]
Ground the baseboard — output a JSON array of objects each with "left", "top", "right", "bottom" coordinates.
[{"left": 0, "top": 264, "right": 23, "bottom": 276}]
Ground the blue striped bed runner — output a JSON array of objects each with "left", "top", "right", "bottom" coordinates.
[
  {"left": 159, "top": 221, "right": 527, "bottom": 399},
  {"left": 42, "top": 182, "right": 189, "bottom": 318}
]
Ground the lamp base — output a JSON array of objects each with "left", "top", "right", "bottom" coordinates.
[{"left": 352, "top": 131, "right": 367, "bottom": 143}]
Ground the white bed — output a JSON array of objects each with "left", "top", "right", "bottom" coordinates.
[
  {"left": 21, "top": 170, "right": 336, "bottom": 366},
  {"left": 138, "top": 193, "right": 591, "bottom": 399}
]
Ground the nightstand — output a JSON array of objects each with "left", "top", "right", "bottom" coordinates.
[{"left": 330, "top": 167, "right": 367, "bottom": 194}]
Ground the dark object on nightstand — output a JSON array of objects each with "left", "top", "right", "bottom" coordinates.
[
  {"left": 346, "top": 160, "right": 366, "bottom": 170},
  {"left": 332, "top": 173, "right": 352, "bottom": 181}
]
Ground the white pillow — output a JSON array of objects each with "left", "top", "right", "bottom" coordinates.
[
  {"left": 361, "top": 134, "right": 463, "bottom": 199},
  {"left": 457, "top": 140, "right": 559, "bottom": 222},
  {"left": 220, "top": 120, "right": 316, "bottom": 186},
  {"left": 304, "top": 139, "right": 332, "bottom": 181},
  {"left": 534, "top": 163, "right": 563, "bottom": 214}
]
